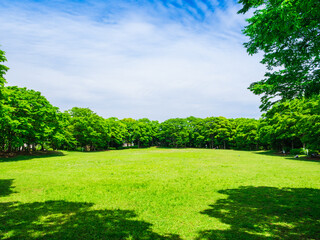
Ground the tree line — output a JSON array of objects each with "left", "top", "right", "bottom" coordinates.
[
  {"left": 1, "top": 83, "right": 319, "bottom": 153},
  {"left": 0, "top": 48, "right": 319, "bottom": 154}
]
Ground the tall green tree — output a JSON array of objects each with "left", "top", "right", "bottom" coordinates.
[
  {"left": 234, "top": 118, "right": 260, "bottom": 150},
  {"left": 261, "top": 100, "right": 301, "bottom": 151},
  {"left": 0, "top": 48, "right": 9, "bottom": 148},
  {"left": 131, "top": 118, "right": 158, "bottom": 148},
  {"left": 239, "top": 0, "right": 320, "bottom": 110},
  {"left": 68, "top": 107, "right": 109, "bottom": 151},
  {"left": 0, "top": 87, "right": 61, "bottom": 152},
  {"left": 297, "top": 96, "right": 320, "bottom": 150},
  {"left": 122, "top": 118, "right": 137, "bottom": 146},
  {"left": 260, "top": 96, "right": 320, "bottom": 151},
  {"left": 214, "top": 117, "right": 233, "bottom": 149},
  {"left": 158, "top": 118, "right": 190, "bottom": 148},
  {"left": 51, "top": 112, "right": 77, "bottom": 150},
  {"left": 105, "top": 117, "right": 127, "bottom": 149},
  {"left": 199, "top": 117, "right": 219, "bottom": 149},
  {"left": 0, "top": 48, "right": 9, "bottom": 87}
]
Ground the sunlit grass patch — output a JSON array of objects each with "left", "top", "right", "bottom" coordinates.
[{"left": 1, "top": 148, "right": 319, "bottom": 239}]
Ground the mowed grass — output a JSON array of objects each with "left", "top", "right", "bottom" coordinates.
[{"left": 0, "top": 148, "right": 319, "bottom": 239}]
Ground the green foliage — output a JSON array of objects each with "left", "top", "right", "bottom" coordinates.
[
  {"left": 157, "top": 117, "right": 235, "bottom": 149},
  {"left": 1, "top": 94, "right": 318, "bottom": 152},
  {"left": 106, "top": 117, "right": 127, "bottom": 148},
  {"left": 158, "top": 118, "right": 191, "bottom": 147},
  {"left": 238, "top": 0, "right": 320, "bottom": 110},
  {"left": 122, "top": 118, "right": 159, "bottom": 148},
  {"left": 260, "top": 96, "right": 320, "bottom": 150},
  {"left": 65, "top": 108, "right": 127, "bottom": 151},
  {"left": 51, "top": 112, "right": 77, "bottom": 150},
  {"left": 194, "top": 117, "right": 234, "bottom": 149},
  {"left": 290, "top": 148, "right": 304, "bottom": 155},
  {"left": 0, "top": 48, "right": 9, "bottom": 87},
  {"left": 0, "top": 86, "right": 61, "bottom": 152},
  {"left": 233, "top": 118, "right": 259, "bottom": 150},
  {"left": 68, "top": 107, "right": 102, "bottom": 150}
]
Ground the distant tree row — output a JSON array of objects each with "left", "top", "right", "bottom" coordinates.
[
  {"left": 0, "top": 48, "right": 319, "bottom": 154},
  {"left": 1, "top": 84, "right": 319, "bottom": 153}
]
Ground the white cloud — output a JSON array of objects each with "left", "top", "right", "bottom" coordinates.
[{"left": 0, "top": 0, "right": 265, "bottom": 121}]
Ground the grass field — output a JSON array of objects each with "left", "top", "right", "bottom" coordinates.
[{"left": 0, "top": 148, "right": 319, "bottom": 239}]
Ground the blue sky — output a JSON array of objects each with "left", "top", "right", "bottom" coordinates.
[{"left": 0, "top": 0, "right": 265, "bottom": 121}]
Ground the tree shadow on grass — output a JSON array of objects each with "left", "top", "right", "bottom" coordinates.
[
  {"left": 0, "top": 178, "right": 180, "bottom": 240},
  {"left": 0, "top": 201, "right": 181, "bottom": 240},
  {"left": 0, "top": 178, "right": 181, "bottom": 240},
  {"left": 0, "top": 179, "right": 15, "bottom": 197},
  {"left": 254, "top": 151, "right": 320, "bottom": 163},
  {"left": 197, "top": 186, "right": 320, "bottom": 240},
  {"left": 0, "top": 151, "right": 65, "bottom": 163}
]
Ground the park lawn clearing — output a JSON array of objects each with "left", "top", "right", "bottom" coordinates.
[{"left": 0, "top": 148, "right": 319, "bottom": 239}]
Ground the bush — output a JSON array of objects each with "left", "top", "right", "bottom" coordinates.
[{"left": 290, "top": 148, "right": 304, "bottom": 155}]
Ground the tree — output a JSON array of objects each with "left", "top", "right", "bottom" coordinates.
[
  {"left": 261, "top": 100, "right": 301, "bottom": 151},
  {"left": 238, "top": 0, "right": 320, "bottom": 110},
  {"left": 0, "top": 48, "right": 9, "bottom": 148},
  {"left": 131, "top": 119, "right": 158, "bottom": 148},
  {"left": 233, "top": 118, "right": 260, "bottom": 150},
  {"left": 122, "top": 118, "right": 137, "bottom": 146},
  {"left": 121, "top": 118, "right": 157, "bottom": 148},
  {"left": 68, "top": 107, "right": 106, "bottom": 151},
  {"left": 51, "top": 112, "right": 77, "bottom": 150},
  {"left": 186, "top": 116, "right": 203, "bottom": 148},
  {"left": 297, "top": 96, "right": 320, "bottom": 150},
  {"left": 199, "top": 117, "right": 219, "bottom": 149},
  {"left": 260, "top": 96, "right": 320, "bottom": 151},
  {"left": 0, "top": 48, "right": 9, "bottom": 87},
  {"left": 105, "top": 117, "right": 127, "bottom": 149},
  {"left": 214, "top": 117, "right": 233, "bottom": 149},
  {"left": 0, "top": 87, "right": 61, "bottom": 152},
  {"left": 158, "top": 118, "right": 190, "bottom": 148}
]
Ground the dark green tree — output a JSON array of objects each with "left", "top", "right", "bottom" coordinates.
[
  {"left": 0, "top": 48, "right": 9, "bottom": 87},
  {"left": 105, "top": 117, "right": 127, "bottom": 149},
  {"left": 260, "top": 96, "right": 320, "bottom": 151},
  {"left": 122, "top": 118, "right": 137, "bottom": 147},
  {"left": 0, "top": 87, "right": 61, "bottom": 152},
  {"left": 158, "top": 118, "right": 190, "bottom": 148},
  {"left": 51, "top": 112, "right": 77, "bottom": 150},
  {"left": 68, "top": 107, "right": 111, "bottom": 151},
  {"left": 131, "top": 118, "right": 158, "bottom": 148},
  {"left": 233, "top": 118, "right": 260, "bottom": 150},
  {"left": 239, "top": 0, "right": 320, "bottom": 110}
]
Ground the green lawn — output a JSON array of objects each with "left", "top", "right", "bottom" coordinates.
[{"left": 0, "top": 148, "right": 319, "bottom": 239}]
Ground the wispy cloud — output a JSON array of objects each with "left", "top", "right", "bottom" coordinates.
[{"left": 0, "top": 0, "right": 265, "bottom": 121}]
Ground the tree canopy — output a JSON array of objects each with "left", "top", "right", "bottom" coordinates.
[
  {"left": 238, "top": 0, "right": 320, "bottom": 110},
  {"left": 0, "top": 86, "right": 61, "bottom": 152},
  {"left": 0, "top": 48, "right": 9, "bottom": 87}
]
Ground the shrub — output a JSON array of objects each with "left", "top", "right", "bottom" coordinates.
[{"left": 290, "top": 148, "right": 304, "bottom": 155}]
